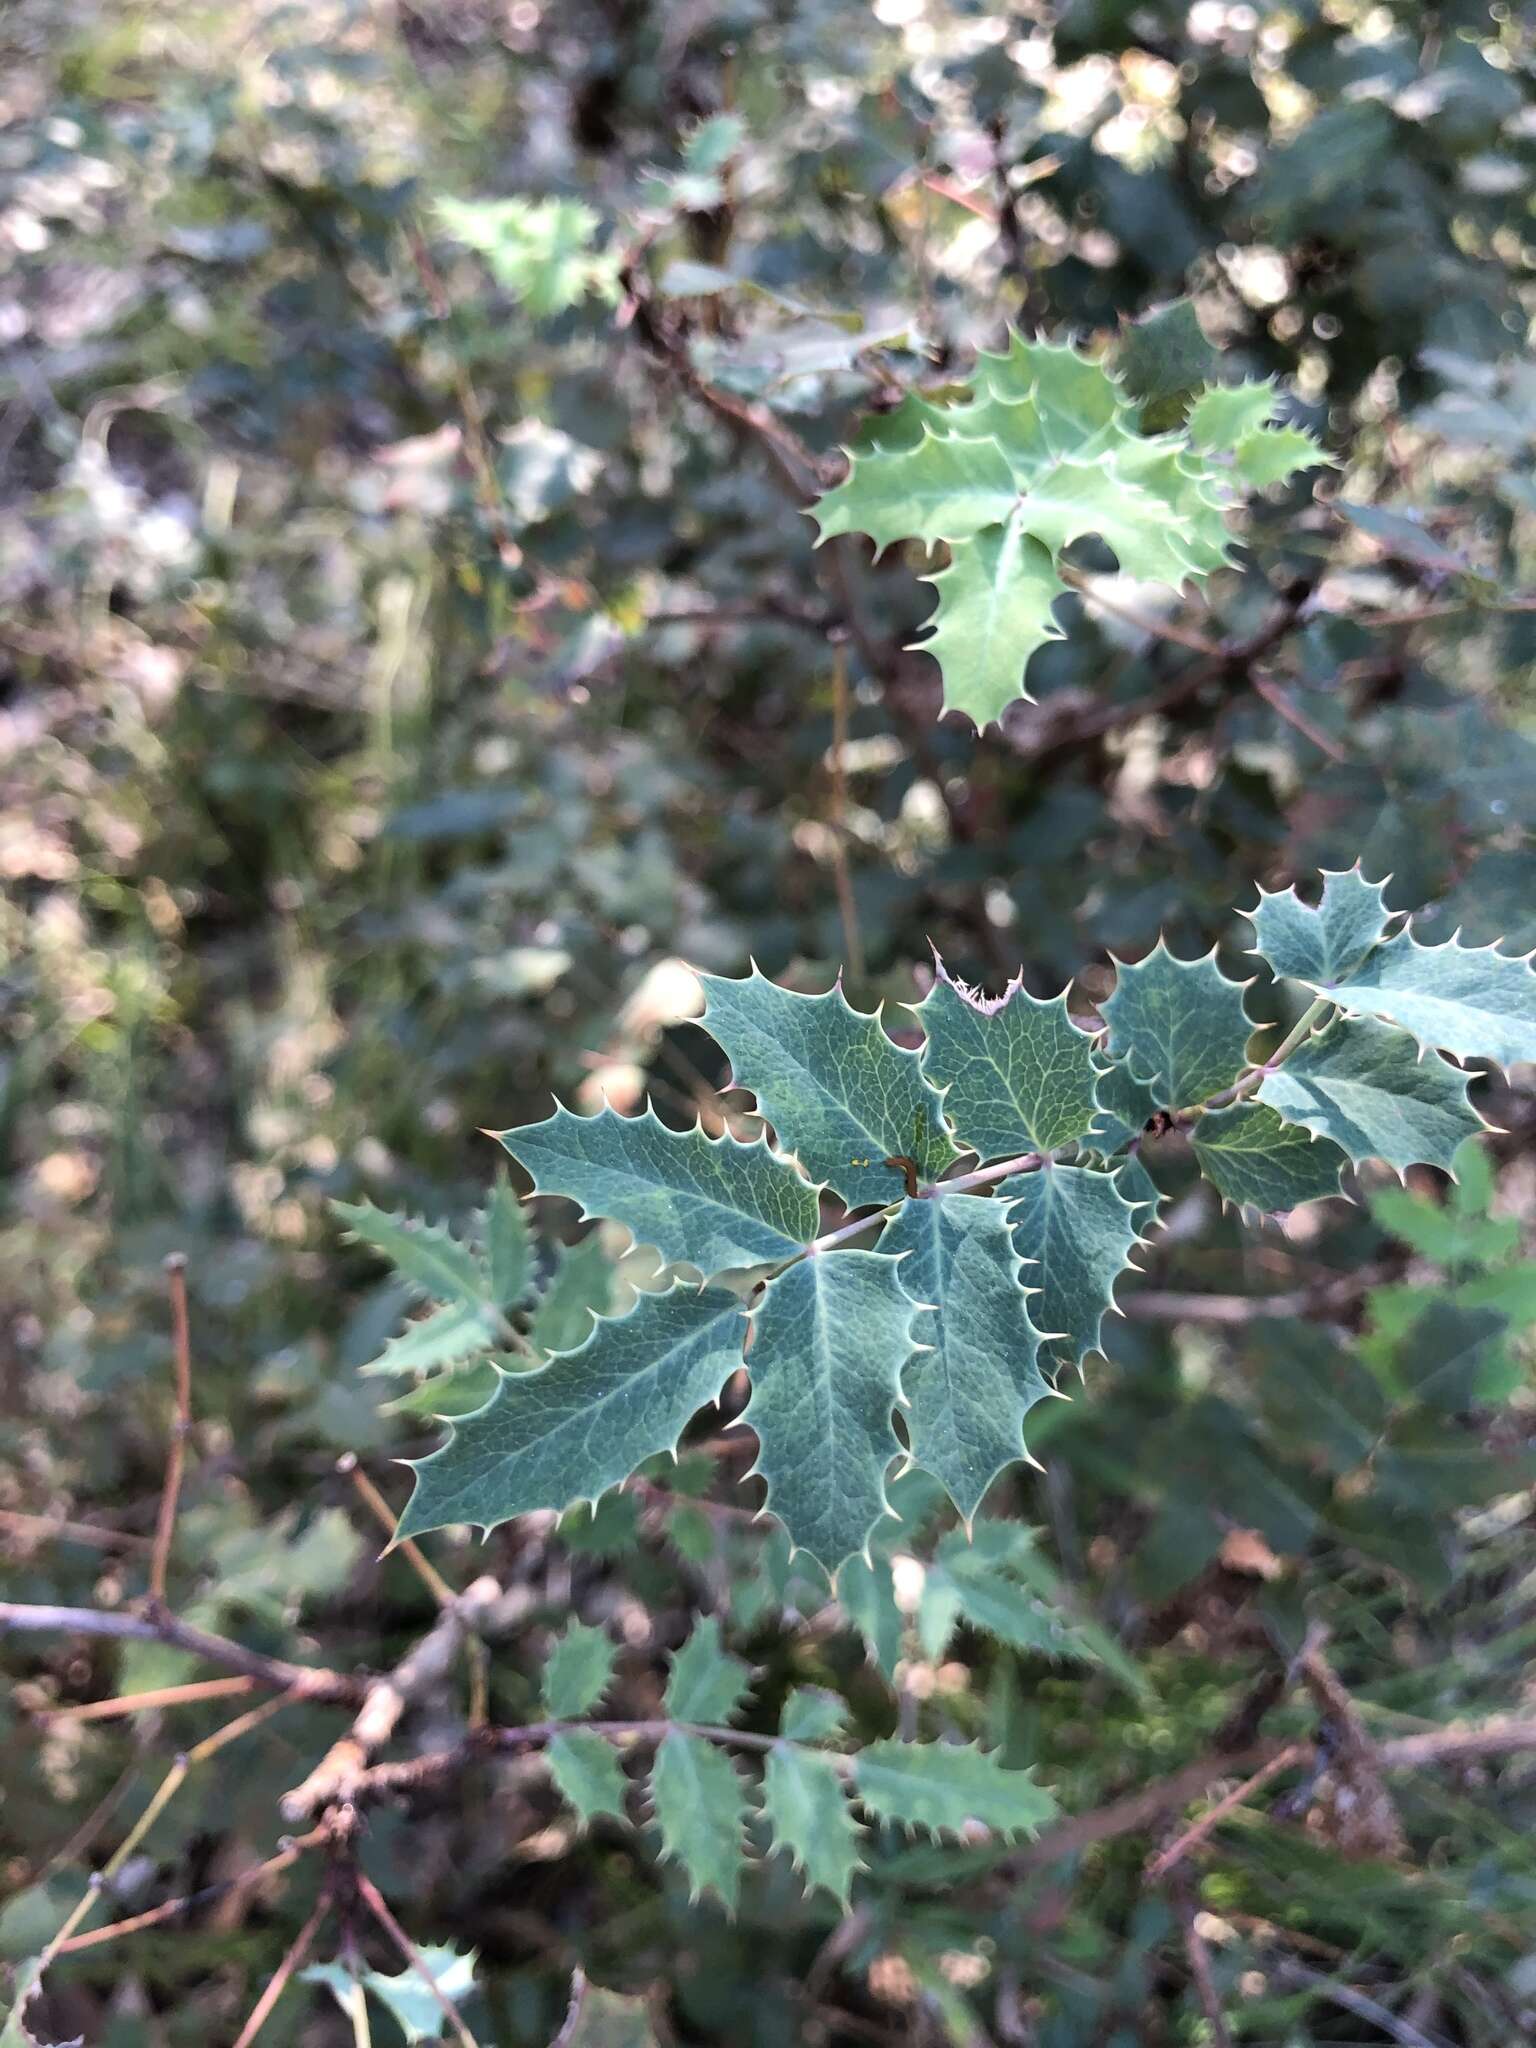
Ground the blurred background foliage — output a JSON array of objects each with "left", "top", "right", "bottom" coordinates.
[{"left": 2, "top": 0, "right": 1536, "bottom": 2043}]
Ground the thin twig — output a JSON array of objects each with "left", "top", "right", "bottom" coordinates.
[
  {"left": 1249, "top": 669, "right": 1348, "bottom": 760},
  {"left": 149, "top": 1253, "right": 194, "bottom": 1604},
  {"left": 1145, "top": 1744, "right": 1304, "bottom": 1879},
  {"left": 43, "top": 1675, "right": 259, "bottom": 1724},
  {"left": 231, "top": 1889, "right": 332, "bottom": 2048},
  {"left": 54, "top": 1825, "right": 330, "bottom": 1954},
  {"left": 354, "top": 1870, "right": 480, "bottom": 2048},
  {"left": 0, "top": 1600, "right": 364, "bottom": 1703},
  {"left": 1059, "top": 563, "right": 1220, "bottom": 656},
  {"left": 0, "top": 1508, "right": 152, "bottom": 1552},
  {"left": 1171, "top": 1875, "right": 1235, "bottom": 2048},
  {"left": 339, "top": 1455, "right": 455, "bottom": 1609}
]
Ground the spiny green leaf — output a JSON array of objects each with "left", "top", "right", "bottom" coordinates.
[
  {"left": 836, "top": 1554, "right": 904, "bottom": 1680},
  {"left": 920, "top": 1531, "right": 1090, "bottom": 1666},
  {"left": 396, "top": 1285, "right": 744, "bottom": 1542},
  {"left": 761, "top": 1747, "right": 863, "bottom": 1905},
  {"left": 1002, "top": 1165, "right": 1146, "bottom": 1370},
  {"left": 496, "top": 1105, "right": 819, "bottom": 1276},
  {"left": 543, "top": 1620, "right": 618, "bottom": 1719},
  {"left": 779, "top": 1687, "right": 847, "bottom": 1743},
  {"left": 528, "top": 1235, "right": 611, "bottom": 1358},
  {"left": 700, "top": 970, "right": 957, "bottom": 1206},
  {"left": 555, "top": 1975, "right": 661, "bottom": 2048},
  {"left": 1315, "top": 929, "right": 1536, "bottom": 1069},
  {"left": 547, "top": 1731, "right": 630, "bottom": 1828},
  {"left": 1186, "top": 379, "right": 1279, "bottom": 450},
  {"left": 853, "top": 1740, "right": 1057, "bottom": 1840},
  {"left": 664, "top": 1616, "right": 751, "bottom": 1725},
  {"left": 1233, "top": 422, "right": 1332, "bottom": 488},
  {"left": 362, "top": 1298, "right": 504, "bottom": 1380},
  {"left": 916, "top": 514, "right": 1065, "bottom": 728},
  {"left": 1257, "top": 1017, "right": 1483, "bottom": 1174},
  {"left": 917, "top": 963, "right": 1100, "bottom": 1157},
  {"left": 1113, "top": 299, "right": 1221, "bottom": 426},
  {"left": 648, "top": 1730, "right": 746, "bottom": 1908},
  {"left": 435, "top": 194, "right": 614, "bottom": 315},
  {"left": 382, "top": 1358, "right": 501, "bottom": 1420},
  {"left": 743, "top": 1249, "right": 916, "bottom": 1570},
  {"left": 1085, "top": 1058, "right": 1161, "bottom": 1155},
  {"left": 332, "top": 1199, "right": 488, "bottom": 1310},
  {"left": 1246, "top": 868, "right": 1394, "bottom": 986},
  {"left": 1191, "top": 1103, "right": 1347, "bottom": 1215},
  {"left": 304, "top": 1946, "right": 477, "bottom": 2045},
  {"left": 813, "top": 427, "right": 1019, "bottom": 549},
  {"left": 484, "top": 1170, "right": 532, "bottom": 1307},
  {"left": 883, "top": 1194, "right": 1051, "bottom": 1522},
  {"left": 1101, "top": 942, "right": 1254, "bottom": 1109}
]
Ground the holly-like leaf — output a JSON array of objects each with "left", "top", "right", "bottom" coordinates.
[
  {"left": 1246, "top": 868, "right": 1394, "bottom": 986},
  {"left": 1233, "top": 423, "right": 1331, "bottom": 489},
  {"left": 916, "top": 515, "right": 1066, "bottom": 729},
  {"left": 528, "top": 1235, "right": 611, "bottom": 1358},
  {"left": 1190, "top": 1103, "right": 1346, "bottom": 1214},
  {"left": 362, "top": 1299, "right": 505, "bottom": 1380},
  {"left": 1314, "top": 930, "right": 1536, "bottom": 1069},
  {"left": 1101, "top": 943, "right": 1254, "bottom": 1109},
  {"left": 700, "top": 971, "right": 957, "bottom": 1206},
  {"left": 917, "top": 964, "right": 1100, "bottom": 1158},
  {"left": 664, "top": 1616, "right": 751, "bottom": 1725},
  {"left": 543, "top": 1620, "right": 618, "bottom": 1719},
  {"left": 853, "top": 1740, "right": 1057, "bottom": 1839},
  {"left": 1114, "top": 299, "right": 1221, "bottom": 427},
  {"left": 1257, "top": 1017, "right": 1483, "bottom": 1174},
  {"left": 743, "top": 1249, "right": 917, "bottom": 1570},
  {"left": 761, "top": 1747, "right": 863, "bottom": 1904},
  {"left": 547, "top": 1731, "right": 630, "bottom": 1828},
  {"left": 780, "top": 1687, "right": 847, "bottom": 1743},
  {"left": 555, "top": 1975, "right": 661, "bottom": 2048},
  {"left": 304, "top": 1946, "right": 477, "bottom": 2046},
  {"left": 332, "top": 1199, "right": 488, "bottom": 1309},
  {"left": 882, "top": 1194, "right": 1052, "bottom": 1522},
  {"left": 1002, "top": 1165, "right": 1146, "bottom": 1370},
  {"left": 1085, "top": 1058, "right": 1161, "bottom": 1154},
  {"left": 484, "top": 1171, "right": 532, "bottom": 1308},
  {"left": 648, "top": 1730, "right": 746, "bottom": 1908},
  {"left": 435, "top": 194, "right": 614, "bottom": 315},
  {"left": 497, "top": 1105, "right": 819, "bottom": 1276},
  {"left": 813, "top": 426, "right": 1019, "bottom": 548},
  {"left": 396, "top": 1286, "right": 744, "bottom": 1542},
  {"left": 1186, "top": 379, "right": 1281, "bottom": 450}
]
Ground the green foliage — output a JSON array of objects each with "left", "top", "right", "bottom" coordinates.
[
  {"left": 761, "top": 1747, "right": 863, "bottom": 1905},
  {"left": 663, "top": 1618, "right": 751, "bottom": 1726},
  {"left": 649, "top": 1731, "right": 748, "bottom": 1908},
  {"left": 304, "top": 1947, "right": 478, "bottom": 2045},
  {"left": 916, "top": 964, "right": 1101, "bottom": 1157},
  {"left": 543, "top": 1621, "right": 619, "bottom": 1719},
  {"left": 852, "top": 1741, "right": 1057, "bottom": 1839}
]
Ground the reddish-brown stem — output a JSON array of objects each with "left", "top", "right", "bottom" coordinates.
[
  {"left": 230, "top": 1889, "right": 332, "bottom": 2048},
  {"left": 354, "top": 1870, "right": 480, "bottom": 2048},
  {"left": 149, "top": 1253, "right": 194, "bottom": 1604}
]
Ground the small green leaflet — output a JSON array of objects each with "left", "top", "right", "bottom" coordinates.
[
  {"left": 1003, "top": 1166, "right": 1145, "bottom": 1370},
  {"left": 337, "top": 1187, "right": 530, "bottom": 1380},
  {"left": 744, "top": 1250, "right": 917, "bottom": 1570},
  {"left": 555, "top": 1975, "right": 661, "bottom": 2048},
  {"left": 1191, "top": 1104, "right": 1346, "bottom": 1214},
  {"left": 780, "top": 1687, "right": 847, "bottom": 1742},
  {"left": 649, "top": 1729, "right": 747, "bottom": 1908},
  {"left": 1257, "top": 1017, "right": 1483, "bottom": 1174},
  {"left": 917, "top": 963, "right": 1100, "bottom": 1157},
  {"left": 1247, "top": 868, "right": 1393, "bottom": 985},
  {"left": 543, "top": 1620, "right": 618, "bottom": 1719},
  {"left": 434, "top": 194, "right": 615, "bottom": 315},
  {"left": 547, "top": 1731, "right": 630, "bottom": 1828},
  {"left": 497, "top": 1105, "right": 819, "bottom": 1275},
  {"left": 529, "top": 1235, "right": 611, "bottom": 1357},
  {"left": 334, "top": 1198, "right": 494, "bottom": 1311},
  {"left": 761, "top": 1747, "right": 863, "bottom": 1905},
  {"left": 665, "top": 1616, "right": 751, "bottom": 1724},
  {"left": 1309, "top": 930, "right": 1536, "bottom": 1069},
  {"left": 853, "top": 1740, "right": 1057, "bottom": 1839},
  {"left": 883, "top": 1194, "right": 1052, "bottom": 1522},
  {"left": 810, "top": 323, "right": 1325, "bottom": 724},
  {"left": 1085, "top": 1058, "right": 1161, "bottom": 1154},
  {"left": 700, "top": 971, "right": 957, "bottom": 1205},
  {"left": 397, "top": 1285, "right": 743, "bottom": 1543},
  {"left": 1187, "top": 379, "right": 1283, "bottom": 450},
  {"left": 304, "top": 1946, "right": 477, "bottom": 2046},
  {"left": 1101, "top": 943, "right": 1254, "bottom": 1109}
]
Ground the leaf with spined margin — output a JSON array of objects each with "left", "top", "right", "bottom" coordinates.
[
  {"left": 917, "top": 963, "right": 1100, "bottom": 1157},
  {"left": 1101, "top": 943, "right": 1254, "bottom": 1110},
  {"left": 528, "top": 1236, "right": 610, "bottom": 1358},
  {"left": 648, "top": 1730, "right": 746, "bottom": 1909},
  {"left": 1257, "top": 1017, "right": 1483, "bottom": 1174},
  {"left": 547, "top": 1732, "right": 629, "bottom": 1829},
  {"left": 700, "top": 971, "right": 957, "bottom": 1207},
  {"left": 853, "top": 1740, "right": 1056, "bottom": 1839},
  {"left": 780, "top": 1687, "right": 847, "bottom": 1743},
  {"left": 915, "top": 514, "right": 1066, "bottom": 729},
  {"left": 1085, "top": 1057, "right": 1161, "bottom": 1155},
  {"left": 1191, "top": 1103, "right": 1346, "bottom": 1214},
  {"left": 761, "top": 1747, "right": 862, "bottom": 1905},
  {"left": 1316, "top": 930, "right": 1536, "bottom": 1070},
  {"left": 543, "top": 1621, "right": 618, "bottom": 1719},
  {"left": 1002, "top": 1165, "right": 1146, "bottom": 1371},
  {"left": 883, "top": 1194, "right": 1051, "bottom": 1522},
  {"left": 743, "top": 1249, "right": 916, "bottom": 1571},
  {"left": 1246, "top": 868, "right": 1393, "bottom": 986},
  {"left": 332, "top": 1199, "right": 488, "bottom": 1310},
  {"left": 496, "top": 1105, "right": 818, "bottom": 1276},
  {"left": 395, "top": 1286, "right": 744, "bottom": 1542},
  {"left": 812, "top": 427, "right": 1019, "bottom": 549},
  {"left": 1186, "top": 379, "right": 1279, "bottom": 449},
  {"left": 664, "top": 1616, "right": 750, "bottom": 1725}
]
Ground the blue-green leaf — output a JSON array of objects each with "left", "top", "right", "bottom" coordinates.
[
  {"left": 1257, "top": 1017, "right": 1483, "bottom": 1174},
  {"left": 917, "top": 963, "right": 1100, "bottom": 1157},
  {"left": 1190, "top": 1103, "right": 1346, "bottom": 1214},
  {"left": 1002, "top": 1166, "right": 1145, "bottom": 1370},
  {"left": 761, "top": 1747, "right": 862, "bottom": 1905},
  {"left": 543, "top": 1620, "right": 618, "bottom": 1719},
  {"left": 1101, "top": 943, "right": 1254, "bottom": 1110},
  {"left": 547, "top": 1731, "right": 630, "bottom": 1829},
  {"left": 649, "top": 1730, "right": 746, "bottom": 1909},
  {"left": 665, "top": 1616, "right": 751, "bottom": 1725},
  {"left": 1246, "top": 867, "right": 1393, "bottom": 986}
]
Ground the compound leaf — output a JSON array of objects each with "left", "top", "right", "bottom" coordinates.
[
  {"left": 1191, "top": 1103, "right": 1346, "bottom": 1215},
  {"left": 1101, "top": 943, "right": 1254, "bottom": 1109},
  {"left": 1002, "top": 1165, "right": 1145, "bottom": 1371},
  {"left": 743, "top": 1249, "right": 916, "bottom": 1570},
  {"left": 396, "top": 1286, "right": 744, "bottom": 1542},
  {"left": 1257, "top": 1017, "right": 1483, "bottom": 1174},
  {"left": 760, "top": 1747, "right": 863, "bottom": 1905},
  {"left": 700, "top": 971, "right": 956, "bottom": 1206},
  {"left": 882, "top": 1194, "right": 1051, "bottom": 1522},
  {"left": 917, "top": 963, "right": 1100, "bottom": 1157},
  {"left": 333, "top": 1199, "right": 488, "bottom": 1311},
  {"left": 496, "top": 1105, "right": 819, "bottom": 1276},
  {"left": 853, "top": 1740, "right": 1056, "bottom": 1840},
  {"left": 649, "top": 1730, "right": 746, "bottom": 1909}
]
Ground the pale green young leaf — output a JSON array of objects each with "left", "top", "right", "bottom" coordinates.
[
  {"left": 497, "top": 1105, "right": 819, "bottom": 1276},
  {"left": 1186, "top": 379, "right": 1279, "bottom": 450},
  {"left": 332, "top": 1198, "right": 488, "bottom": 1310},
  {"left": 1257, "top": 1017, "right": 1483, "bottom": 1174},
  {"left": 664, "top": 1616, "right": 751, "bottom": 1725},
  {"left": 528, "top": 1235, "right": 611, "bottom": 1358},
  {"left": 1002, "top": 1165, "right": 1145, "bottom": 1370},
  {"left": 484, "top": 1171, "right": 532, "bottom": 1307},
  {"left": 743, "top": 1249, "right": 916, "bottom": 1570},
  {"left": 1101, "top": 943, "right": 1254, "bottom": 1109},
  {"left": 1246, "top": 868, "right": 1393, "bottom": 985},
  {"left": 543, "top": 1620, "right": 618, "bottom": 1719},
  {"left": 882, "top": 1194, "right": 1051, "bottom": 1522},
  {"left": 382, "top": 1359, "right": 501, "bottom": 1420},
  {"left": 700, "top": 971, "right": 957, "bottom": 1206},
  {"left": 435, "top": 194, "right": 613, "bottom": 315},
  {"left": 916, "top": 515, "right": 1066, "bottom": 728},
  {"left": 547, "top": 1731, "right": 630, "bottom": 1829},
  {"left": 780, "top": 1687, "right": 847, "bottom": 1743},
  {"left": 812, "top": 428, "right": 1019, "bottom": 549},
  {"left": 396, "top": 1286, "right": 744, "bottom": 1542},
  {"left": 361, "top": 1298, "right": 503, "bottom": 1380},
  {"left": 853, "top": 1740, "right": 1057, "bottom": 1839},
  {"left": 1233, "top": 423, "right": 1333, "bottom": 488},
  {"left": 760, "top": 1747, "right": 863, "bottom": 1905},
  {"left": 917, "top": 964, "right": 1100, "bottom": 1157},
  {"left": 304, "top": 1946, "right": 477, "bottom": 2046},
  {"left": 649, "top": 1730, "right": 746, "bottom": 1909},
  {"left": 1191, "top": 1104, "right": 1346, "bottom": 1214},
  {"left": 1316, "top": 930, "right": 1536, "bottom": 1069}
]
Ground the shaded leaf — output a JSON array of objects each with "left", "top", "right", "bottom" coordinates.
[
  {"left": 1258, "top": 1017, "right": 1483, "bottom": 1173},
  {"left": 1190, "top": 1104, "right": 1346, "bottom": 1214},
  {"left": 760, "top": 1747, "right": 863, "bottom": 1905},
  {"left": 1101, "top": 943, "right": 1253, "bottom": 1109},
  {"left": 649, "top": 1731, "right": 746, "bottom": 1908},
  {"left": 853, "top": 1741, "right": 1057, "bottom": 1839}
]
